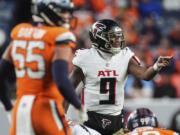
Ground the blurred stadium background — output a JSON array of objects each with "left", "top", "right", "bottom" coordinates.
[{"left": 0, "top": 0, "right": 180, "bottom": 134}]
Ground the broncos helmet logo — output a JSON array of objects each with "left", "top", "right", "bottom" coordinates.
[
  {"left": 102, "top": 118, "right": 111, "bottom": 129},
  {"left": 92, "top": 22, "right": 106, "bottom": 38}
]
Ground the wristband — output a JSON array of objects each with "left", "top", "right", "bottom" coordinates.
[{"left": 153, "top": 63, "right": 161, "bottom": 72}]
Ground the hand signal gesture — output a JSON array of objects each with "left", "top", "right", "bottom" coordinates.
[
  {"left": 157, "top": 56, "right": 173, "bottom": 67},
  {"left": 153, "top": 56, "right": 173, "bottom": 71}
]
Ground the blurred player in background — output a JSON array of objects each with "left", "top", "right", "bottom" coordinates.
[
  {"left": 0, "top": 0, "right": 87, "bottom": 135},
  {"left": 125, "top": 108, "right": 179, "bottom": 135},
  {"left": 68, "top": 19, "right": 172, "bottom": 135}
]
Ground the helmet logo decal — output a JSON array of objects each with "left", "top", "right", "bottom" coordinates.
[
  {"left": 92, "top": 23, "right": 106, "bottom": 38},
  {"left": 101, "top": 118, "right": 111, "bottom": 129}
]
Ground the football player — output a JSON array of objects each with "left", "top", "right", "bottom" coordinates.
[
  {"left": 125, "top": 108, "right": 179, "bottom": 135},
  {"left": 68, "top": 19, "right": 172, "bottom": 135},
  {"left": 0, "top": 0, "right": 87, "bottom": 135}
]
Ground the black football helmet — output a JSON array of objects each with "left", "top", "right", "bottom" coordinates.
[
  {"left": 32, "top": 0, "right": 75, "bottom": 28},
  {"left": 89, "top": 19, "right": 125, "bottom": 54},
  {"left": 127, "top": 108, "right": 158, "bottom": 131}
]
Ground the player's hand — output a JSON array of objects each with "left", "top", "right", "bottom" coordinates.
[
  {"left": 156, "top": 56, "right": 173, "bottom": 68},
  {"left": 77, "top": 105, "right": 88, "bottom": 124},
  {"left": 153, "top": 56, "right": 173, "bottom": 71}
]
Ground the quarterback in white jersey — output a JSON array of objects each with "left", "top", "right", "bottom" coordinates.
[
  {"left": 69, "top": 19, "right": 172, "bottom": 135},
  {"left": 73, "top": 47, "right": 133, "bottom": 115}
]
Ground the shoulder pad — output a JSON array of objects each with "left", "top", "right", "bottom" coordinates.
[
  {"left": 74, "top": 49, "right": 90, "bottom": 57},
  {"left": 55, "top": 31, "right": 76, "bottom": 45},
  {"left": 72, "top": 49, "right": 90, "bottom": 74},
  {"left": 124, "top": 47, "right": 132, "bottom": 51},
  {"left": 122, "top": 47, "right": 134, "bottom": 55},
  {"left": 11, "top": 23, "right": 32, "bottom": 38}
]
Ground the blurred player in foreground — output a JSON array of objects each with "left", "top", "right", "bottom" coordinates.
[
  {"left": 68, "top": 19, "right": 172, "bottom": 135},
  {"left": 65, "top": 82, "right": 101, "bottom": 135},
  {"left": 125, "top": 108, "right": 179, "bottom": 135},
  {"left": 0, "top": 0, "right": 87, "bottom": 134}
]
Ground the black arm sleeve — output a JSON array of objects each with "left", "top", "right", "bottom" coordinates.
[{"left": 52, "top": 60, "right": 81, "bottom": 109}]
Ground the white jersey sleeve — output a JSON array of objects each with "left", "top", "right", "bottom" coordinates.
[
  {"left": 72, "top": 49, "right": 90, "bottom": 75},
  {"left": 125, "top": 47, "right": 135, "bottom": 59}
]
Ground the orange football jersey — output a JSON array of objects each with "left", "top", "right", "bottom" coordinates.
[
  {"left": 10, "top": 23, "right": 76, "bottom": 102},
  {"left": 125, "top": 127, "right": 178, "bottom": 135}
]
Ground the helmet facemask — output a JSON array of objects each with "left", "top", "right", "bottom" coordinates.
[
  {"left": 90, "top": 29, "right": 125, "bottom": 54},
  {"left": 89, "top": 19, "right": 125, "bottom": 54},
  {"left": 108, "top": 27, "right": 125, "bottom": 54}
]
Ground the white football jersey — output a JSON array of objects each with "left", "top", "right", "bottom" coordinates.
[{"left": 72, "top": 47, "right": 134, "bottom": 115}]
